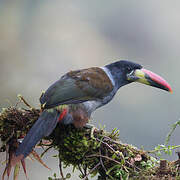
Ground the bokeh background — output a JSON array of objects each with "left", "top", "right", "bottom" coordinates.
[{"left": 0, "top": 0, "right": 180, "bottom": 179}]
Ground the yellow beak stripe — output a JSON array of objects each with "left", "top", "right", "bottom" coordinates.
[{"left": 133, "top": 69, "right": 151, "bottom": 85}]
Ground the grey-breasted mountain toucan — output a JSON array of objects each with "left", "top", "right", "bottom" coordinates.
[{"left": 12, "top": 60, "right": 172, "bottom": 165}]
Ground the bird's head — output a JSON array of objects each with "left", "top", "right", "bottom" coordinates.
[{"left": 106, "top": 60, "right": 172, "bottom": 93}]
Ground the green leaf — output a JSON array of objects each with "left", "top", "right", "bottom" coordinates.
[
  {"left": 66, "top": 173, "right": 71, "bottom": 179},
  {"left": 13, "top": 162, "right": 20, "bottom": 180},
  {"left": 53, "top": 173, "right": 57, "bottom": 177}
]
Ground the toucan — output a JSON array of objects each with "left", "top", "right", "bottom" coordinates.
[{"left": 12, "top": 60, "right": 172, "bottom": 165}]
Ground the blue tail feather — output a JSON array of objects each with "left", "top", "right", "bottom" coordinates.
[{"left": 16, "top": 109, "right": 59, "bottom": 158}]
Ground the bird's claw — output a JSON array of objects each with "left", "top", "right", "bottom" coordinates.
[{"left": 85, "top": 124, "right": 96, "bottom": 140}]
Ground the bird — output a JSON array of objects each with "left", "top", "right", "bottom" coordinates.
[{"left": 11, "top": 60, "right": 172, "bottom": 165}]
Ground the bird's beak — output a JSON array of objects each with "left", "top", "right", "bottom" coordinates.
[{"left": 127, "top": 68, "right": 172, "bottom": 93}]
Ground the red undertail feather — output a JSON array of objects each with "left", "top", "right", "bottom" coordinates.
[{"left": 58, "top": 109, "right": 68, "bottom": 122}]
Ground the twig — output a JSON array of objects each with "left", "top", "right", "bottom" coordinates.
[
  {"left": 99, "top": 148, "right": 107, "bottom": 173},
  {"left": 82, "top": 162, "right": 101, "bottom": 180},
  {"left": 78, "top": 164, "right": 85, "bottom": 178},
  {"left": 165, "top": 120, "right": 180, "bottom": 145},
  {"left": 17, "top": 94, "right": 33, "bottom": 109},
  {"left": 83, "top": 164, "right": 88, "bottom": 178},
  {"left": 159, "top": 160, "right": 167, "bottom": 171},
  {"left": 96, "top": 137, "right": 141, "bottom": 171},
  {"left": 148, "top": 145, "right": 180, "bottom": 154},
  {"left": 86, "top": 154, "right": 121, "bottom": 165},
  {"left": 102, "top": 135, "right": 122, "bottom": 145},
  {"left": 59, "top": 157, "right": 65, "bottom": 179},
  {"left": 96, "top": 137, "right": 117, "bottom": 154},
  {"left": 40, "top": 146, "right": 53, "bottom": 158}
]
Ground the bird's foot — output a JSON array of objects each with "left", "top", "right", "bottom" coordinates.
[{"left": 84, "top": 123, "right": 96, "bottom": 140}]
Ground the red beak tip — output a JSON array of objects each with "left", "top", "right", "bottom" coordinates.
[{"left": 142, "top": 68, "right": 172, "bottom": 94}]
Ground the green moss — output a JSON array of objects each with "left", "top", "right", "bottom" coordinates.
[{"left": 0, "top": 99, "right": 180, "bottom": 179}]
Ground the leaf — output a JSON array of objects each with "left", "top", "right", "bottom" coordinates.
[
  {"left": 177, "top": 120, "right": 180, "bottom": 126},
  {"left": 66, "top": 173, "right": 71, "bottom": 179},
  {"left": 21, "top": 159, "right": 28, "bottom": 178},
  {"left": 31, "top": 150, "right": 51, "bottom": 170},
  {"left": 7, "top": 163, "right": 12, "bottom": 177},
  {"left": 40, "top": 146, "right": 53, "bottom": 158},
  {"left": 2, "top": 166, "right": 7, "bottom": 180},
  {"left": 13, "top": 162, "right": 20, "bottom": 180},
  {"left": 1, "top": 160, "right": 7, "bottom": 165},
  {"left": 26, "top": 154, "right": 35, "bottom": 162}
]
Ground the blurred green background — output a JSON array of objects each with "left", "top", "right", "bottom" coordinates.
[{"left": 0, "top": 0, "right": 180, "bottom": 179}]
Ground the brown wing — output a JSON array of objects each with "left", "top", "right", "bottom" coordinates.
[
  {"left": 40, "top": 67, "right": 113, "bottom": 109},
  {"left": 68, "top": 67, "right": 113, "bottom": 97}
]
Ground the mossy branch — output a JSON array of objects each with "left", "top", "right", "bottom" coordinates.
[{"left": 0, "top": 96, "right": 180, "bottom": 180}]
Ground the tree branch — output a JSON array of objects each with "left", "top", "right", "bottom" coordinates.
[{"left": 0, "top": 97, "right": 180, "bottom": 179}]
